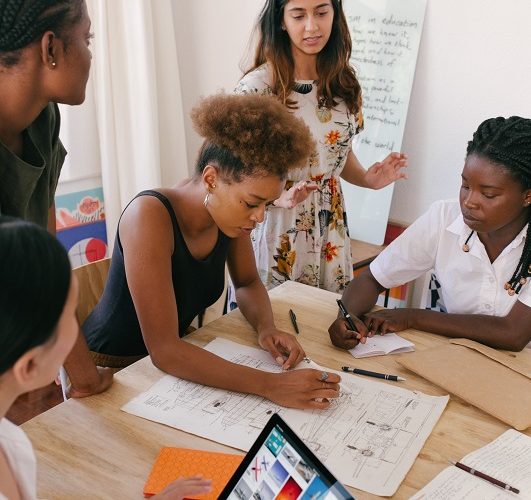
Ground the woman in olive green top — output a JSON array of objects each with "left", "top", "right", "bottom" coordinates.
[{"left": 0, "top": 0, "right": 112, "bottom": 397}]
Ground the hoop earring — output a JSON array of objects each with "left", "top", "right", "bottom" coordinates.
[{"left": 203, "top": 191, "right": 211, "bottom": 208}]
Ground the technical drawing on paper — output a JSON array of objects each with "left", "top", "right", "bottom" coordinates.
[{"left": 122, "top": 338, "right": 448, "bottom": 496}]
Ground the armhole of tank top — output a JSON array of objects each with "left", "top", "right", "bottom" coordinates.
[{"left": 116, "top": 190, "right": 179, "bottom": 254}]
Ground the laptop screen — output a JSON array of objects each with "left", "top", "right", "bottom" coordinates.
[{"left": 219, "top": 413, "right": 354, "bottom": 499}]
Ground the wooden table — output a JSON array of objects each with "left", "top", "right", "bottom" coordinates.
[
  {"left": 22, "top": 281, "right": 529, "bottom": 499},
  {"left": 350, "top": 239, "right": 386, "bottom": 270}
]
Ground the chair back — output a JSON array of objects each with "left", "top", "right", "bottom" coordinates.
[{"left": 73, "top": 258, "right": 111, "bottom": 324}]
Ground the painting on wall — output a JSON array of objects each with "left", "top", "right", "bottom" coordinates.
[{"left": 55, "top": 187, "right": 108, "bottom": 268}]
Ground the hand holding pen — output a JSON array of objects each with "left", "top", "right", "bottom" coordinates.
[{"left": 328, "top": 299, "right": 369, "bottom": 350}]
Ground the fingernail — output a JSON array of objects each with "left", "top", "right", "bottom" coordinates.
[
  {"left": 355, "top": 333, "right": 361, "bottom": 339},
  {"left": 276, "top": 356, "right": 284, "bottom": 365}
]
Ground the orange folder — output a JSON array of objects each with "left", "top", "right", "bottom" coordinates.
[{"left": 144, "top": 447, "right": 244, "bottom": 499}]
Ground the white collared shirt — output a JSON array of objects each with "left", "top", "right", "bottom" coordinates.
[{"left": 370, "top": 200, "right": 531, "bottom": 317}]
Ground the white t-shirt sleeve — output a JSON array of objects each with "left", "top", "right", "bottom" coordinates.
[{"left": 370, "top": 200, "right": 450, "bottom": 289}]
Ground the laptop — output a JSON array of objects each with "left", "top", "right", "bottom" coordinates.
[{"left": 219, "top": 413, "right": 354, "bottom": 500}]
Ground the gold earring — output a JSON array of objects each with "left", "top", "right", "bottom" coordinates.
[{"left": 212, "top": 184, "right": 216, "bottom": 189}]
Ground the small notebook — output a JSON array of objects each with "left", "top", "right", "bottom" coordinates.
[
  {"left": 144, "top": 447, "right": 243, "bottom": 499},
  {"left": 349, "top": 333, "right": 414, "bottom": 358},
  {"left": 410, "top": 429, "right": 531, "bottom": 499}
]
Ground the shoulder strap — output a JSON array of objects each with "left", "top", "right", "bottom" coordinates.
[{"left": 116, "top": 190, "right": 179, "bottom": 251}]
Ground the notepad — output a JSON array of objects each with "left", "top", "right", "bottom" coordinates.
[
  {"left": 144, "top": 447, "right": 243, "bottom": 499},
  {"left": 410, "top": 429, "right": 531, "bottom": 499},
  {"left": 349, "top": 333, "right": 414, "bottom": 358}
]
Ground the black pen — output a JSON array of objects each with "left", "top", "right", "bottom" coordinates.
[
  {"left": 341, "top": 366, "right": 405, "bottom": 382},
  {"left": 336, "top": 299, "right": 359, "bottom": 332},
  {"left": 289, "top": 308, "right": 300, "bottom": 334}
]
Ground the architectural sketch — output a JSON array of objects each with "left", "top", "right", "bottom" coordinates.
[{"left": 122, "top": 338, "right": 448, "bottom": 495}]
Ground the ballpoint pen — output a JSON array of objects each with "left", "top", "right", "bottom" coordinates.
[
  {"left": 289, "top": 308, "right": 300, "bottom": 334},
  {"left": 449, "top": 460, "right": 520, "bottom": 494},
  {"left": 341, "top": 366, "right": 405, "bottom": 382},
  {"left": 336, "top": 299, "right": 359, "bottom": 332}
]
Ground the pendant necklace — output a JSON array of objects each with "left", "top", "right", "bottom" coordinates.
[{"left": 462, "top": 230, "right": 474, "bottom": 252}]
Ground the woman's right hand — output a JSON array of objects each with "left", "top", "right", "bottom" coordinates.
[
  {"left": 263, "top": 369, "right": 341, "bottom": 409},
  {"left": 328, "top": 317, "right": 367, "bottom": 350},
  {"left": 152, "top": 476, "right": 212, "bottom": 499}
]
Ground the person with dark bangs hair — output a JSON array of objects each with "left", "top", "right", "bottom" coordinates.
[
  {"left": 0, "top": 0, "right": 112, "bottom": 398},
  {"left": 233, "top": 0, "right": 408, "bottom": 296},
  {"left": 0, "top": 218, "right": 211, "bottom": 499},
  {"left": 329, "top": 117, "right": 531, "bottom": 352},
  {"left": 82, "top": 93, "right": 343, "bottom": 410}
]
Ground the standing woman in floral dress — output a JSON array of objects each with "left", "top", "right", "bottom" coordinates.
[{"left": 235, "top": 0, "right": 408, "bottom": 293}]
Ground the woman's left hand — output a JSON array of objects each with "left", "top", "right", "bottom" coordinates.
[
  {"left": 258, "top": 327, "right": 306, "bottom": 370},
  {"left": 274, "top": 181, "right": 318, "bottom": 209},
  {"left": 364, "top": 308, "right": 412, "bottom": 336},
  {"left": 364, "top": 152, "right": 408, "bottom": 189}
]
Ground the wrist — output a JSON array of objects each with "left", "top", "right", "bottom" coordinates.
[{"left": 256, "top": 371, "right": 275, "bottom": 400}]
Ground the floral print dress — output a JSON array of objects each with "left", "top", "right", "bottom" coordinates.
[{"left": 235, "top": 65, "right": 362, "bottom": 293}]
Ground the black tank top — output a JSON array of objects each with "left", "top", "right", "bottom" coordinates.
[{"left": 83, "top": 190, "right": 230, "bottom": 356}]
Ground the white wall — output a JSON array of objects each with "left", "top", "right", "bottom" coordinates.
[
  {"left": 172, "top": 0, "right": 262, "bottom": 172},
  {"left": 172, "top": 0, "right": 531, "bottom": 222},
  {"left": 393, "top": 0, "right": 531, "bottom": 224}
]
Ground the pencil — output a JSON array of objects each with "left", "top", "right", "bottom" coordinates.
[{"left": 450, "top": 461, "right": 520, "bottom": 494}]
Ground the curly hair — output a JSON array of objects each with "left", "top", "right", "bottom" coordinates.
[
  {"left": 191, "top": 92, "right": 314, "bottom": 181},
  {"left": 0, "top": 0, "right": 83, "bottom": 67},
  {"left": 466, "top": 116, "right": 531, "bottom": 294},
  {"left": 245, "top": 0, "right": 362, "bottom": 117}
]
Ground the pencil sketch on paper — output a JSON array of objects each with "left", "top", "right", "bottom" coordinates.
[{"left": 122, "top": 338, "right": 448, "bottom": 496}]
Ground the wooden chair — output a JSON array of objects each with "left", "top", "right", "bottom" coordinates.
[{"left": 73, "top": 258, "right": 111, "bottom": 324}]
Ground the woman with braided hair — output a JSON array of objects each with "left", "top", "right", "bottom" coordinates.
[
  {"left": 83, "top": 93, "right": 343, "bottom": 410},
  {"left": 0, "top": 0, "right": 112, "bottom": 397},
  {"left": 329, "top": 116, "right": 531, "bottom": 352}
]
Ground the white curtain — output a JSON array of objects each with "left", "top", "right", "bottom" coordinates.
[{"left": 83, "top": 0, "right": 188, "bottom": 247}]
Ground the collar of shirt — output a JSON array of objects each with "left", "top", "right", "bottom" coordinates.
[{"left": 446, "top": 213, "right": 528, "bottom": 255}]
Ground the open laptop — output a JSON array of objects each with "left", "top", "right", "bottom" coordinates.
[{"left": 219, "top": 413, "right": 354, "bottom": 500}]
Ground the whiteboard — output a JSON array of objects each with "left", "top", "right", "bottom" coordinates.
[{"left": 342, "top": 0, "right": 427, "bottom": 244}]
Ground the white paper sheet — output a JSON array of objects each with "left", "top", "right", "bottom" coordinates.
[
  {"left": 122, "top": 338, "right": 448, "bottom": 496},
  {"left": 411, "top": 429, "right": 531, "bottom": 499}
]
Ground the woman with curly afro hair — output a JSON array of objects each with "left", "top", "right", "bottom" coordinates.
[{"left": 82, "top": 93, "right": 343, "bottom": 410}]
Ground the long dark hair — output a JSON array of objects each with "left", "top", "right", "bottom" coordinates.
[
  {"left": 466, "top": 116, "right": 531, "bottom": 294},
  {"left": 0, "top": 0, "right": 84, "bottom": 66},
  {"left": 246, "top": 0, "right": 362, "bottom": 116},
  {"left": 0, "top": 217, "right": 71, "bottom": 374}
]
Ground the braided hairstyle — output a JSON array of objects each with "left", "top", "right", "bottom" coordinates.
[
  {"left": 0, "top": 0, "right": 83, "bottom": 67},
  {"left": 466, "top": 116, "right": 531, "bottom": 294}
]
